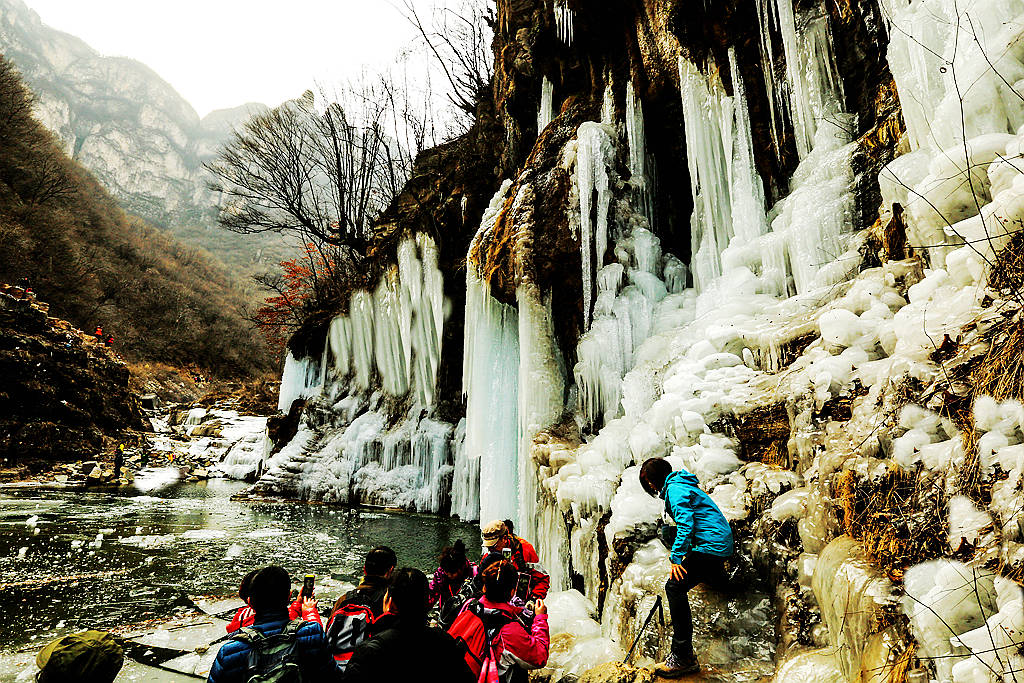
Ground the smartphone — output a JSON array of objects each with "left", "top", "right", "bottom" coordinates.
[
  {"left": 515, "top": 571, "right": 531, "bottom": 599},
  {"left": 502, "top": 547, "right": 512, "bottom": 561},
  {"left": 301, "top": 574, "right": 315, "bottom": 599}
]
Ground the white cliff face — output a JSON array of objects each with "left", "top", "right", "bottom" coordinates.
[{"left": 0, "top": 0, "right": 268, "bottom": 226}]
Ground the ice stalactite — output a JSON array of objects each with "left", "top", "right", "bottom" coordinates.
[
  {"left": 278, "top": 352, "right": 324, "bottom": 413},
  {"left": 285, "top": 233, "right": 446, "bottom": 409},
  {"left": 464, "top": 270, "right": 521, "bottom": 525},
  {"left": 450, "top": 418, "right": 479, "bottom": 521},
  {"left": 679, "top": 50, "right": 772, "bottom": 293},
  {"left": 575, "top": 122, "right": 616, "bottom": 328},
  {"left": 553, "top": 1, "right": 573, "bottom": 46},
  {"left": 626, "top": 81, "right": 654, "bottom": 226},
  {"left": 757, "top": 0, "right": 845, "bottom": 160},
  {"left": 538, "top": 76, "right": 554, "bottom": 134}
]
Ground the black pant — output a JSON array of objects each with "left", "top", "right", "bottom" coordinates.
[{"left": 663, "top": 546, "right": 727, "bottom": 659}]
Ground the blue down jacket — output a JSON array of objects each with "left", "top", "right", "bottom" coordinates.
[
  {"left": 660, "top": 469, "right": 734, "bottom": 564},
  {"left": 207, "top": 609, "right": 339, "bottom": 683}
]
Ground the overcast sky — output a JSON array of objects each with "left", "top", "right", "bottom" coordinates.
[{"left": 24, "top": 0, "right": 437, "bottom": 116}]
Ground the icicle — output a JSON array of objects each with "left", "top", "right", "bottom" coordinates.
[
  {"left": 554, "top": 1, "right": 574, "bottom": 46},
  {"left": 277, "top": 352, "right": 324, "bottom": 413},
  {"left": 626, "top": 81, "right": 654, "bottom": 223},
  {"left": 517, "top": 283, "right": 566, "bottom": 540},
  {"left": 538, "top": 76, "right": 555, "bottom": 133},
  {"left": 575, "top": 123, "right": 616, "bottom": 327},
  {"left": 678, "top": 56, "right": 734, "bottom": 291},
  {"left": 764, "top": 0, "right": 845, "bottom": 160}
]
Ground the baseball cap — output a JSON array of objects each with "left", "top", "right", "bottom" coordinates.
[{"left": 481, "top": 519, "right": 507, "bottom": 547}]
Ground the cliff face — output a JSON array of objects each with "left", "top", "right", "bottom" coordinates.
[
  {"left": 274, "top": 0, "right": 1024, "bottom": 680},
  {"left": 0, "top": 0, "right": 289, "bottom": 277},
  {"left": 0, "top": 289, "right": 143, "bottom": 463}
]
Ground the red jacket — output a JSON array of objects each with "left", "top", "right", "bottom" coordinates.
[
  {"left": 517, "top": 537, "right": 539, "bottom": 564},
  {"left": 225, "top": 598, "right": 321, "bottom": 634},
  {"left": 478, "top": 597, "right": 549, "bottom": 679}
]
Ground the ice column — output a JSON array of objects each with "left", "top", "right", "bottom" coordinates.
[
  {"left": 538, "top": 77, "right": 555, "bottom": 133},
  {"left": 679, "top": 57, "right": 736, "bottom": 290},
  {"left": 764, "top": 0, "right": 845, "bottom": 159},
  {"left": 464, "top": 271, "right": 521, "bottom": 525},
  {"left": 450, "top": 418, "right": 480, "bottom": 520},
  {"left": 278, "top": 352, "right": 324, "bottom": 413},
  {"left": 517, "top": 284, "right": 566, "bottom": 541},
  {"left": 316, "top": 235, "right": 446, "bottom": 405},
  {"left": 576, "top": 122, "right": 616, "bottom": 326}
]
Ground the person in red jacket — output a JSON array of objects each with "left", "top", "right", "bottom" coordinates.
[
  {"left": 225, "top": 570, "right": 257, "bottom": 633},
  {"left": 481, "top": 520, "right": 549, "bottom": 600},
  {"left": 457, "top": 559, "right": 550, "bottom": 682},
  {"left": 502, "top": 519, "right": 539, "bottom": 563}
]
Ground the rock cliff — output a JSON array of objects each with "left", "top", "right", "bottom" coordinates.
[
  {"left": 0, "top": 287, "right": 143, "bottom": 464},
  {"left": 260, "top": 0, "right": 1024, "bottom": 680}
]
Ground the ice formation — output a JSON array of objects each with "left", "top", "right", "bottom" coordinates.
[
  {"left": 266, "top": 235, "right": 458, "bottom": 513},
  {"left": 553, "top": 1, "right": 573, "bottom": 46},
  {"left": 538, "top": 76, "right": 554, "bottom": 133}
]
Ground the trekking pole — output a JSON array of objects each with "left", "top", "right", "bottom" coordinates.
[{"left": 622, "top": 595, "right": 664, "bottom": 664}]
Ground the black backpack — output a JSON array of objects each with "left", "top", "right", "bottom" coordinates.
[{"left": 231, "top": 618, "right": 306, "bottom": 683}]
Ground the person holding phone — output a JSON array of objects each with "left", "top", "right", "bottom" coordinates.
[{"left": 480, "top": 520, "right": 550, "bottom": 600}]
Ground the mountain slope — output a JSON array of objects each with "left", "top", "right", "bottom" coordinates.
[
  {"left": 0, "top": 54, "right": 272, "bottom": 376},
  {"left": 0, "top": 0, "right": 295, "bottom": 275}
]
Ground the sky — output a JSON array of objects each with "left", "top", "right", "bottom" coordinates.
[{"left": 23, "top": 0, "right": 439, "bottom": 116}]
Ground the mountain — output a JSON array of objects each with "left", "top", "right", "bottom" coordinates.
[
  {"left": 0, "top": 0, "right": 293, "bottom": 273},
  {"left": 0, "top": 54, "right": 273, "bottom": 377}
]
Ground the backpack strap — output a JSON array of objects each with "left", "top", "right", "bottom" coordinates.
[
  {"left": 231, "top": 626, "right": 265, "bottom": 645},
  {"left": 281, "top": 618, "right": 306, "bottom": 637}
]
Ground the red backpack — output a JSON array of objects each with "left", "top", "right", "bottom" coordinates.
[
  {"left": 448, "top": 599, "right": 513, "bottom": 683},
  {"left": 324, "top": 602, "right": 377, "bottom": 669}
]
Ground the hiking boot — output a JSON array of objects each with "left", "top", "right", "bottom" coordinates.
[{"left": 654, "top": 652, "right": 700, "bottom": 678}]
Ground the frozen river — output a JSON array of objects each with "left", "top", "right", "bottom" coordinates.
[{"left": 0, "top": 475, "right": 479, "bottom": 677}]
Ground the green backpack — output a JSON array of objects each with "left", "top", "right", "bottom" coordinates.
[{"left": 231, "top": 618, "right": 306, "bottom": 683}]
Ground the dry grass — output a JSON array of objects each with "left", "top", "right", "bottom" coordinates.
[{"left": 835, "top": 465, "right": 947, "bottom": 582}]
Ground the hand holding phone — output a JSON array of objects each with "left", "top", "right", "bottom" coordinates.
[{"left": 301, "top": 574, "right": 315, "bottom": 599}]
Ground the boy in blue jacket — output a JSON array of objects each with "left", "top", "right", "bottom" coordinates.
[
  {"left": 640, "top": 457, "right": 734, "bottom": 677},
  {"left": 208, "top": 565, "right": 339, "bottom": 683}
]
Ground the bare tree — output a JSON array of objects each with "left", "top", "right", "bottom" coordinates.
[
  {"left": 401, "top": 0, "right": 495, "bottom": 126},
  {"left": 207, "top": 89, "right": 399, "bottom": 252}
]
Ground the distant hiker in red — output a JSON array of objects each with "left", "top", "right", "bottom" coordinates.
[
  {"left": 93, "top": 326, "right": 103, "bottom": 344},
  {"left": 104, "top": 335, "right": 113, "bottom": 347},
  {"left": 448, "top": 559, "right": 550, "bottom": 683}
]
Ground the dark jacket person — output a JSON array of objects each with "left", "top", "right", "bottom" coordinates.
[
  {"left": 344, "top": 567, "right": 473, "bottom": 683},
  {"left": 207, "top": 565, "right": 338, "bottom": 683}
]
